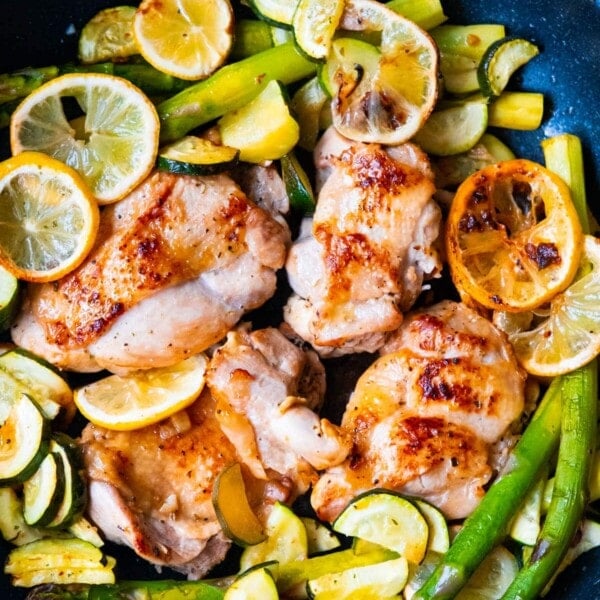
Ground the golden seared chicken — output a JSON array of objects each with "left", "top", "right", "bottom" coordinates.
[
  {"left": 311, "top": 300, "right": 526, "bottom": 522},
  {"left": 206, "top": 325, "right": 350, "bottom": 494},
  {"left": 80, "top": 326, "right": 349, "bottom": 578},
  {"left": 12, "top": 169, "right": 290, "bottom": 374},
  {"left": 81, "top": 392, "right": 237, "bottom": 579},
  {"left": 284, "top": 127, "right": 442, "bottom": 357}
]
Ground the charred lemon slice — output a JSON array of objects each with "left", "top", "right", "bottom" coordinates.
[
  {"left": 446, "top": 158, "right": 583, "bottom": 312},
  {"left": 324, "top": 0, "right": 439, "bottom": 145}
]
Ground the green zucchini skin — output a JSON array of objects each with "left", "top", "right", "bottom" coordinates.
[
  {"left": 157, "top": 137, "right": 240, "bottom": 176},
  {"left": 0, "top": 394, "right": 51, "bottom": 486},
  {"left": 477, "top": 36, "right": 539, "bottom": 97},
  {"left": 22, "top": 451, "right": 66, "bottom": 527},
  {"left": 45, "top": 433, "right": 87, "bottom": 529}
]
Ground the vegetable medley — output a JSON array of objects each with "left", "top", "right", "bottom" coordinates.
[{"left": 0, "top": 0, "right": 599, "bottom": 599}]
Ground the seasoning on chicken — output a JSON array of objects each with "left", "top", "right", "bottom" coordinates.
[
  {"left": 80, "top": 326, "right": 349, "bottom": 578},
  {"left": 81, "top": 391, "right": 236, "bottom": 579},
  {"left": 206, "top": 325, "right": 350, "bottom": 495},
  {"left": 311, "top": 300, "right": 526, "bottom": 522},
  {"left": 284, "top": 127, "right": 442, "bottom": 357},
  {"left": 11, "top": 169, "right": 290, "bottom": 374}
]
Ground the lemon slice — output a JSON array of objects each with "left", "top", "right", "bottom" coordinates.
[
  {"left": 446, "top": 158, "right": 583, "bottom": 312},
  {"left": 73, "top": 354, "right": 208, "bottom": 430},
  {"left": 78, "top": 6, "right": 138, "bottom": 64},
  {"left": 10, "top": 73, "right": 159, "bottom": 205},
  {"left": 326, "top": 0, "right": 439, "bottom": 144},
  {"left": 0, "top": 152, "right": 99, "bottom": 283},
  {"left": 133, "top": 0, "right": 234, "bottom": 81},
  {"left": 495, "top": 235, "right": 600, "bottom": 377},
  {"left": 293, "top": 0, "right": 345, "bottom": 60}
]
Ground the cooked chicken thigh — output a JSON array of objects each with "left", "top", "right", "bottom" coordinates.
[
  {"left": 12, "top": 170, "right": 290, "bottom": 374},
  {"left": 284, "top": 128, "right": 442, "bottom": 356},
  {"left": 311, "top": 300, "right": 526, "bottom": 521},
  {"left": 81, "top": 326, "right": 349, "bottom": 578},
  {"left": 206, "top": 325, "right": 350, "bottom": 496},
  {"left": 81, "top": 391, "right": 236, "bottom": 579}
]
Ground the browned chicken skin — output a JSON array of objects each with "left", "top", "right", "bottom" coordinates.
[
  {"left": 311, "top": 300, "right": 526, "bottom": 522},
  {"left": 81, "top": 391, "right": 237, "bottom": 578},
  {"left": 81, "top": 326, "right": 349, "bottom": 578},
  {"left": 12, "top": 170, "right": 290, "bottom": 373},
  {"left": 207, "top": 326, "right": 350, "bottom": 496},
  {"left": 284, "top": 128, "right": 442, "bottom": 356}
]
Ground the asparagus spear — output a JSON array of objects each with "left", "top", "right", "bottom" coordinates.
[
  {"left": 25, "top": 579, "right": 228, "bottom": 600},
  {"left": 0, "top": 61, "right": 190, "bottom": 109},
  {"left": 501, "top": 134, "right": 598, "bottom": 599},
  {"left": 156, "top": 42, "right": 317, "bottom": 143},
  {"left": 25, "top": 584, "right": 90, "bottom": 600},
  {"left": 412, "top": 378, "right": 563, "bottom": 599},
  {"left": 0, "top": 66, "right": 59, "bottom": 103},
  {"left": 502, "top": 364, "right": 597, "bottom": 599}
]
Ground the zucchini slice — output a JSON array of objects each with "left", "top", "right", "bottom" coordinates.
[
  {"left": 306, "top": 555, "right": 409, "bottom": 599},
  {"left": 0, "top": 348, "right": 73, "bottom": 420},
  {"left": 157, "top": 136, "right": 240, "bottom": 176},
  {"left": 22, "top": 450, "right": 65, "bottom": 527},
  {"left": 430, "top": 24, "right": 506, "bottom": 60},
  {"left": 290, "top": 76, "right": 329, "bottom": 151},
  {"left": 413, "top": 499, "right": 450, "bottom": 554},
  {"left": 509, "top": 474, "right": 545, "bottom": 545},
  {"left": 439, "top": 52, "right": 480, "bottom": 95},
  {"left": 277, "top": 546, "right": 398, "bottom": 594},
  {"left": 0, "top": 265, "right": 19, "bottom": 332},
  {"left": 46, "top": 434, "right": 86, "bottom": 529},
  {"left": 4, "top": 537, "right": 116, "bottom": 587},
  {"left": 478, "top": 36, "right": 539, "bottom": 97},
  {"left": 248, "top": 0, "right": 298, "bottom": 27},
  {"left": 293, "top": 0, "right": 345, "bottom": 60},
  {"left": 332, "top": 490, "right": 429, "bottom": 564},
  {"left": 212, "top": 462, "right": 266, "bottom": 547},
  {"left": 321, "top": 37, "right": 381, "bottom": 98},
  {"left": 0, "top": 394, "right": 50, "bottom": 486},
  {"left": 414, "top": 99, "right": 488, "bottom": 156},
  {"left": 479, "top": 132, "right": 516, "bottom": 161},
  {"left": 301, "top": 517, "right": 341, "bottom": 555},
  {"left": 0, "top": 487, "right": 44, "bottom": 546},
  {"left": 386, "top": 0, "right": 448, "bottom": 31},
  {"left": 240, "top": 501, "right": 308, "bottom": 572},
  {"left": 218, "top": 79, "right": 299, "bottom": 163},
  {"left": 225, "top": 564, "right": 279, "bottom": 600},
  {"left": 280, "top": 152, "right": 316, "bottom": 214}
]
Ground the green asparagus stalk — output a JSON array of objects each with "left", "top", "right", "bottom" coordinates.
[
  {"left": 24, "top": 584, "right": 90, "bottom": 600},
  {"left": 0, "top": 66, "right": 59, "bottom": 103},
  {"left": 25, "top": 579, "right": 228, "bottom": 600},
  {"left": 156, "top": 42, "right": 317, "bottom": 142},
  {"left": 0, "top": 61, "right": 191, "bottom": 108},
  {"left": 230, "top": 19, "right": 274, "bottom": 60},
  {"left": 502, "top": 363, "right": 597, "bottom": 599},
  {"left": 500, "top": 133, "right": 598, "bottom": 599},
  {"left": 412, "top": 378, "right": 563, "bottom": 600}
]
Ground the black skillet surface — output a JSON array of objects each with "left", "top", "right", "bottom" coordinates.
[{"left": 0, "top": 1, "right": 599, "bottom": 598}]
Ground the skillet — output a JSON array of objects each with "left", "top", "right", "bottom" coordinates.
[{"left": 0, "top": 0, "right": 599, "bottom": 598}]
